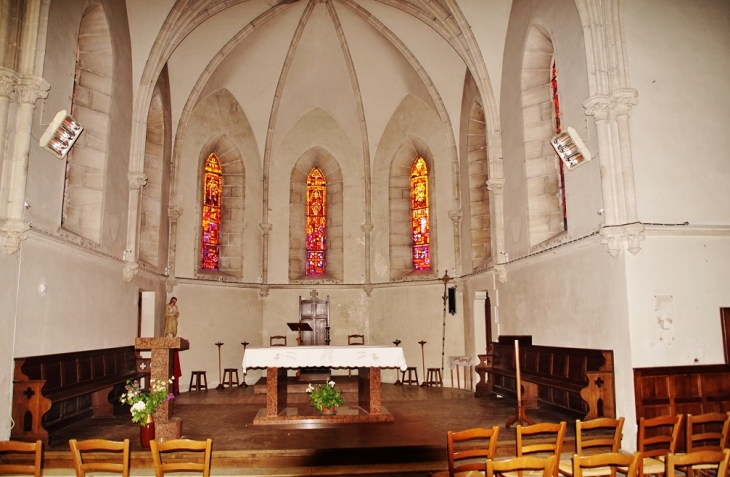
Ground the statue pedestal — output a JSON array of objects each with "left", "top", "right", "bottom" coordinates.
[{"left": 135, "top": 337, "right": 189, "bottom": 437}]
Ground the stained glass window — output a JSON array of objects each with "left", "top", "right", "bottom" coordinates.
[
  {"left": 410, "top": 157, "right": 430, "bottom": 270},
  {"left": 306, "top": 168, "right": 326, "bottom": 275},
  {"left": 551, "top": 59, "right": 568, "bottom": 230},
  {"left": 201, "top": 153, "right": 222, "bottom": 270}
]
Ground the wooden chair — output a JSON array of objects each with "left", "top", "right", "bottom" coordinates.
[
  {"left": 665, "top": 449, "right": 730, "bottom": 477},
  {"left": 510, "top": 422, "right": 567, "bottom": 477},
  {"left": 0, "top": 440, "right": 42, "bottom": 477},
  {"left": 270, "top": 335, "right": 286, "bottom": 347},
  {"left": 682, "top": 412, "right": 730, "bottom": 477},
  {"left": 487, "top": 455, "right": 558, "bottom": 477},
  {"left": 558, "top": 417, "right": 625, "bottom": 477},
  {"left": 633, "top": 414, "right": 683, "bottom": 475},
  {"left": 347, "top": 334, "right": 365, "bottom": 345},
  {"left": 150, "top": 438, "right": 212, "bottom": 477},
  {"left": 572, "top": 452, "right": 640, "bottom": 477},
  {"left": 432, "top": 426, "right": 500, "bottom": 477},
  {"left": 69, "top": 439, "right": 130, "bottom": 477}
]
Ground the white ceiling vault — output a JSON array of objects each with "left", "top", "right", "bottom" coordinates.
[{"left": 127, "top": 0, "right": 501, "bottom": 175}]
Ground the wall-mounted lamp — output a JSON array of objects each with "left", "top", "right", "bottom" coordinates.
[
  {"left": 39, "top": 110, "right": 83, "bottom": 159},
  {"left": 550, "top": 126, "right": 591, "bottom": 171}
]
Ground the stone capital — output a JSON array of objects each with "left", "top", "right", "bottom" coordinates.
[
  {"left": 363, "top": 283, "right": 374, "bottom": 297},
  {"left": 128, "top": 172, "right": 148, "bottom": 190},
  {"left": 16, "top": 76, "right": 50, "bottom": 104},
  {"left": 611, "top": 88, "right": 639, "bottom": 117},
  {"left": 166, "top": 277, "right": 177, "bottom": 293},
  {"left": 123, "top": 261, "right": 140, "bottom": 282},
  {"left": 0, "top": 219, "right": 30, "bottom": 254},
  {"left": 486, "top": 179, "right": 505, "bottom": 195},
  {"left": 361, "top": 223, "right": 374, "bottom": 234},
  {"left": 448, "top": 209, "right": 462, "bottom": 225},
  {"left": 260, "top": 223, "right": 272, "bottom": 235},
  {"left": 0, "top": 68, "right": 18, "bottom": 98},
  {"left": 259, "top": 284, "right": 270, "bottom": 297},
  {"left": 493, "top": 264, "right": 507, "bottom": 284},
  {"left": 599, "top": 222, "right": 645, "bottom": 257},
  {"left": 583, "top": 95, "right": 612, "bottom": 121},
  {"left": 167, "top": 206, "right": 184, "bottom": 221}
]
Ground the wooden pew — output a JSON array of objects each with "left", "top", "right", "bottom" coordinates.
[
  {"left": 484, "top": 340, "right": 615, "bottom": 420},
  {"left": 11, "top": 346, "right": 149, "bottom": 445}
]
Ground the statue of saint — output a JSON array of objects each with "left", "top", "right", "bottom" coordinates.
[{"left": 164, "top": 297, "right": 179, "bottom": 337}]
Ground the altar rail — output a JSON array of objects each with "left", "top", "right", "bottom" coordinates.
[
  {"left": 484, "top": 342, "right": 615, "bottom": 420},
  {"left": 12, "top": 346, "right": 149, "bottom": 445}
]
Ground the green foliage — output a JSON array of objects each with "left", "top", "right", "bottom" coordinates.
[
  {"left": 306, "top": 380, "right": 344, "bottom": 411},
  {"left": 119, "top": 378, "right": 174, "bottom": 425}
]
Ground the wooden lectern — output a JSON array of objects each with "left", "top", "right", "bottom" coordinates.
[{"left": 287, "top": 322, "right": 313, "bottom": 346}]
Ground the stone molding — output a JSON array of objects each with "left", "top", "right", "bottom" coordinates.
[
  {"left": 128, "top": 172, "right": 148, "bottom": 190},
  {"left": 583, "top": 88, "right": 639, "bottom": 121},
  {"left": 486, "top": 178, "right": 504, "bottom": 195},
  {"left": 260, "top": 223, "right": 272, "bottom": 235},
  {"left": 599, "top": 222, "right": 645, "bottom": 257},
  {"left": 168, "top": 206, "right": 184, "bottom": 221},
  {"left": 448, "top": 209, "right": 462, "bottom": 225},
  {"left": 0, "top": 219, "right": 30, "bottom": 254},
  {"left": 15, "top": 76, "right": 50, "bottom": 104},
  {"left": 123, "top": 261, "right": 140, "bottom": 282}
]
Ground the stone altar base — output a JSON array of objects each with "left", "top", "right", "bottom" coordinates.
[
  {"left": 155, "top": 417, "right": 183, "bottom": 441},
  {"left": 253, "top": 376, "right": 359, "bottom": 394},
  {"left": 252, "top": 405, "right": 395, "bottom": 426}
]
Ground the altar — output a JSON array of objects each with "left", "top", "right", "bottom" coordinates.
[{"left": 242, "top": 345, "right": 408, "bottom": 425}]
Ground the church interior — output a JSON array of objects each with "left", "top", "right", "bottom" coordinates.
[{"left": 1, "top": 0, "right": 729, "bottom": 472}]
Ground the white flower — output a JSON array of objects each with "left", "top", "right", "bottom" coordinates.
[
  {"left": 131, "top": 401, "right": 146, "bottom": 412},
  {"left": 328, "top": 380, "right": 336, "bottom": 388},
  {"left": 306, "top": 384, "right": 314, "bottom": 393}
]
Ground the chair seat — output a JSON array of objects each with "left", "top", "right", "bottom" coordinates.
[
  {"left": 502, "top": 470, "right": 548, "bottom": 477},
  {"left": 618, "top": 457, "right": 665, "bottom": 475},
  {"left": 432, "top": 471, "right": 485, "bottom": 477},
  {"left": 558, "top": 460, "right": 615, "bottom": 477}
]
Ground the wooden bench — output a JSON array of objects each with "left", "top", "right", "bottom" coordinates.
[
  {"left": 484, "top": 340, "right": 615, "bottom": 420},
  {"left": 11, "top": 346, "right": 149, "bottom": 445}
]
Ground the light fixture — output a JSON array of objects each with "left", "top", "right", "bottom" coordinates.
[
  {"left": 39, "top": 110, "right": 83, "bottom": 159},
  {"left": 550, "top": 126, "right": 592, "bottom": 170}
]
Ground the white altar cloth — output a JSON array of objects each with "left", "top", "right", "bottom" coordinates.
[{"left": 242, "top": 345, "right": 407, "bottom": 372}]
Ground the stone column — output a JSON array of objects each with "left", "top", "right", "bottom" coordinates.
[
  {"left": 361, "top": 223, "right": 373, "bottom": 296},
  {"left": 0, "top": 76, "right": 49, "bottom": 255},
  {"left": 166, "top": 206, "right": 183, "bottom": 292},
  {"left": 123, "top": 172, "right": 147, "bottom": 282},
  {"left": 448, "top": 209, "right": 462, "bottom": 275},
  {"left": 135, "top": 337, "right": 189, "bottom": 440},
  {"left": 0, "top": 68, "right": 17, "bottom": 211},
  {"left": 259, "top": 223, "right": 272, "bottom": 297}
]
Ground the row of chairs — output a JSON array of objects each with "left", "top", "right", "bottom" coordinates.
[
  {"left": 0, "top": 438, "right": 212, "bottom": 477},
  {"left": 437, "top": 411, "right": 730, "bottom": 477}
]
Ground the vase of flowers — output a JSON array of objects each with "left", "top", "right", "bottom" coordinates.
[
  {"left": 120, "top": 377, "right": 174, "bottom": 448},
  {"left": 306, "top": 380, "right": 344, "bottom": 415}
]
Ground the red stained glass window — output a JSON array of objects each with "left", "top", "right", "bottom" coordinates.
[
  {"left": 201, "top": 153, "right": 222, "bottom": 270},
  {"left": 410, "top": 157, "right": 430, "bottom": 270},
  {"left": 551, "top": 60, "right": 568, "bottom": 230},
  {"left": 306, "top": 167, "right": 326, "bottom": 275}
]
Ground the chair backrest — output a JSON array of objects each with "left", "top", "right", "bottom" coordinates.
[
  {"left": 516, "top": 422, "right": 566, "bottom": 477},
  {"left": 487, "top": 455, "right": 557, "bottom": 477},
  {"left": 69, "top": 439, "right": 130, "bottom": 477},
  {"left": 576, "top": 417, "right": 625, "bottom": 454},
  {"left": 637, "top": 414, "right": 683, "bottom": 459},
  {"left": 348, "top": 334, "right": 365, "bottom": 345},
  {"left": 686, "top": 412, "right": 730, "bottom": 453},
  {"left": 665, "top": 449, "right": 730, "bottom": 477},
  {"left": 447, "top": 426, "right": 500, "bottom": 476},
  {"left": 0, "top": 440, "right": 42, "bottom": 477},
  {"left": 270, "top": 335, "right": 286, "bottom": 347},
  {"left": 572, "top": 452, "right": 640, "bottom": 477},
  {"left": 150, "top": 438, "right": 212, "bottom": 477}
]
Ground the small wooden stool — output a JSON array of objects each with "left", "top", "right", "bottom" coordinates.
[
  {"left": 189, "top": 371, "right": 208, "bottom": 392},
  {"left": 222, "top": 368, "right": 240, "bottom": 388},
  {"left": 426, "top": 368, "right": 442, "bottom": 387},
  {"left": 401, "top": 367, "right": 419, "bottom": 386}
]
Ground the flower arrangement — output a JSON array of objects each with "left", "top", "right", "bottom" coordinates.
[
  {"left": 306, "top": 380, "right": 344, "bottom": 412},
  {"left": 119, "top": 378, "right": 175, "bottom": 425}
]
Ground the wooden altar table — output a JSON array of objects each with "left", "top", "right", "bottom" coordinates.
[{"left": 242, "top": 345, "right": 407, "bottom": 425}]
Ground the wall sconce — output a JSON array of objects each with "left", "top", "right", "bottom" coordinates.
[
  {"left": 39, "top": 110, "right": 83, "bottom": 159},
  {"left": 550, "top": 126, "right": 592, "bottom": 170}
]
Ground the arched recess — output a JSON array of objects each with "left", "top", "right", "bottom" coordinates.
[
  {"left": 467, "top": 100, "right": 491, "bottom": 268},
  {"left": 196, "top": 136, "right": 245, "bottom": 278},
  {"left": 62, "top": 2, "right": 113, "bottom": 244},
  {"left": 140, "top": 65, "right": 171, "bottom": 269},
  {"left": 521, "top": 24, "right": 566, "bottom": 247},
  {"left": 389, "top": 138, "right": 437, "bottom": 280},
  {"left": 289, "top": 147, "right": 343, "bottom": 282}
]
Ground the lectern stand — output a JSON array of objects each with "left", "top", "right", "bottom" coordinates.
[{"left": 287, "top": 322, "right": 313, "bottom": 346}]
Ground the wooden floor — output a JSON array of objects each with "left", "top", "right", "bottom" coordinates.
[{"left": 39, "top": 379, "right": 575, "bottom": 476}]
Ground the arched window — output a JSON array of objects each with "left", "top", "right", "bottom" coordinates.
[
  {"left": 201, "top": 153, "right": 222, "bottom": 270},
  {"left": 306, "top": 168, "right": 327, "bottom": 275},
  {"left": 410, "top": 157, "right": 430, "bottom": 270},
  {"left": 551, "top": 59, "right": 568, "bottom": 231}
]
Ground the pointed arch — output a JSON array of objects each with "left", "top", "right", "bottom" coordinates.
[
  {"left": 521, "top": 24, "right": 566, "bottom": 247},
  {"left": 61, "top": 3, "right": 113, "bottom": 243},
  {"left": 289, "top": 148, "right": 343, "bottom": 282}
]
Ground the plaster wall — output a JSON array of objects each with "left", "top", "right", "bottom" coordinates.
[
  {"left": 500, "top": 0, "right": 602, "bottom": 255},
  {"left": 0, "top": 253, "right": 20, "bottom": 438},
  {"left": 625, "top": 234, "right": 730, "bottom": 368},
  {"left": 624, "top": 0, "right": 730, "bottom": 224},
  {"left": 126, "top": 0, "right": 175, "bottom": 100}
]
